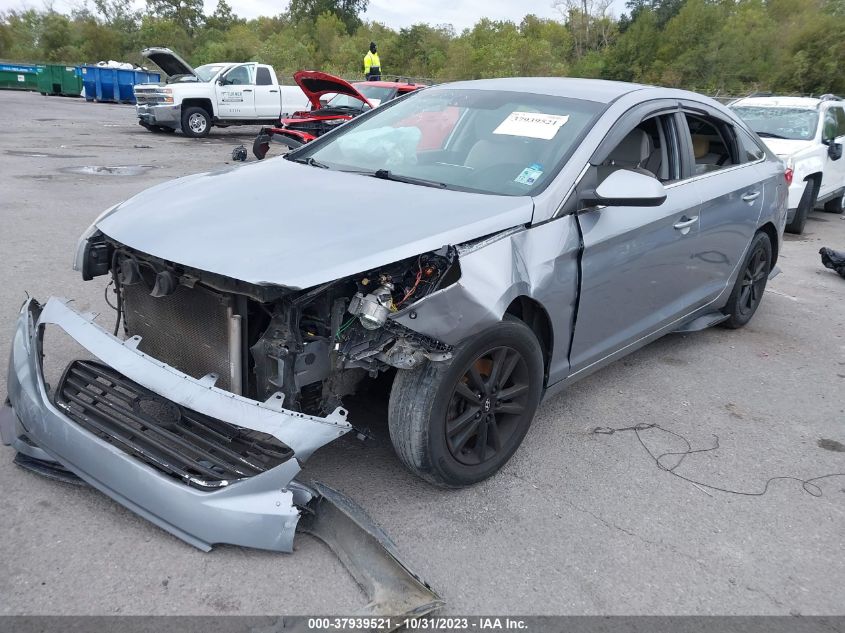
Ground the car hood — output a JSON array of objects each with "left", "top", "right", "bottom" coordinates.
[
  {"left": 761, "top": 137, "right": 814, "bottom": 157},
  {"left": 294, "top": 70, "right": 372, "bottom": 110},
  {"left": 141, "top": 47, "right": 198, "bottom": 80},
  {"left": 96, "top": 158, "right": 534, "bottom": 290}
]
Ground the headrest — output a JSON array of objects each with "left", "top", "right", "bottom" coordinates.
[
  {"left": 609, "top": 130, "right": 651, "bottom": 166},
  {"left": 692, "top": 135, "right": 710, "bottom": 159}
]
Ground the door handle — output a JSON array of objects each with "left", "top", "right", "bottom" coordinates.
[
  {"left": 243, "top": 88, "right": 253, "bottom": 92},
  {"left": 742, "top": 191, "right": 760, "bottom": 202},
  {"left": 673, "top": 215, "right": 698, "bottom": 235},
  {"left": 269, "top": 89, "right": 278, "bottom": 93}
]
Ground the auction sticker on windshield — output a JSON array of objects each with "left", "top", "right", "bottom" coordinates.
[{"left": 494, "top": 112, "right": 570, "bottom": 140}]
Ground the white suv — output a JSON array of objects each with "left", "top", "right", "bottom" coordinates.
[{"left": 731, "top": 94, "right": 845, "bottom": 234}]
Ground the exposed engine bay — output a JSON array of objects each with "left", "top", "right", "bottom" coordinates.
[{"left": 82, "top": 233, "right": 459, "bottom": 417}]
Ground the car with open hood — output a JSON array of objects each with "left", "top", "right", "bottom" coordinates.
[
  {"left": 133, "top": 47, "right": 310, "bottom": 137},
  {"left": 3, "top": 78, "right": 787, "bottom": 565},
  {"left": 252, "top": 70, "right": 428, "bottom": 159}
]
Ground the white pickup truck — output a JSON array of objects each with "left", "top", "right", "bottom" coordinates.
[
  {"left": 731, "top": 94, "right": 845, "bottom": 234},
  {"left": 133, "top": 47, "right": 309, "bottom": 138}
]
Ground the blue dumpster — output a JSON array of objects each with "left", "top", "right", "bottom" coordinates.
[
  {"left": 79, "top": 65, "right": 161, "bottom": 103},
  {"left": 117, "top": 69, "right": 161, "bottom": 103}
]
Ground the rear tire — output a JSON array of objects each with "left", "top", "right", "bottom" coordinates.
[
  {"left": 823, "top": 193, "right": 844, "bottom": 214},
  {"left": 181, "top": 107, "right": 211, "bottom": 138},
  {"left": 721, "top": 231, "right": 772, "bottom": 329},
  {"left": 388, "top": 316, "right": 544, "bottom": 488},
  {"left": 785, "top": 180, "right": 816, "bottom": 235}
]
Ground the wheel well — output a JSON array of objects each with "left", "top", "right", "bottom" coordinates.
[
  {"left": 805, "top": 172, "right": 822, "bottom": 196},
  {"left": 182, "top": 99, "right": 213, "bottom": 118},
  {"left": 505, "top": 296, "right": 553, "bottom": 384},
  {"left": 758, "top": 222, "right": 779, "bottom": 267}
]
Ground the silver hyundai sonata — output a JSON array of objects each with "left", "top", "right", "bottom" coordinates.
[{"left": 3, "top": 78, "right": 787, "bottom": 555}]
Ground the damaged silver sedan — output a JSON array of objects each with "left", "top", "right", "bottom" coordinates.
[{"left": 3, "top": 79, "right": 786, "bottom": 571}]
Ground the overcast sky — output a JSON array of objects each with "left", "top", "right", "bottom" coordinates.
[{"left": 0, "top": 0, "right": 630, "bottom": 30}]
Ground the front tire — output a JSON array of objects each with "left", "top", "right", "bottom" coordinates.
[
  {"left": 181, "top": 107, "right": 211, "bottom": 138},
  {"left": 388, "top": 317, "right": 544, "bottom": 488},
  {"left": 785, "top": 180, "right": 816, "bottom": 234},
  {"left": 721, "top": 231, "right": 772, "bottom": 329}
]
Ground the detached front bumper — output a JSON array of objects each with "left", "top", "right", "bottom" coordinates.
[
  {"left": 136, "top": 103, "right": 181, "bottom": 129},
  {"left": 3, "top": 297, "right": 351, "bottom": 552}
]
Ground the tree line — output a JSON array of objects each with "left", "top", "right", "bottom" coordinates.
[{"left": 1, "top": 0, "right": 844, "bottom": 95}]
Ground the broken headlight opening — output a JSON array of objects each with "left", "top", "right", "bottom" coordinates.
[{"left": 82, "top": 237, "right": 458, "bottom": 415}]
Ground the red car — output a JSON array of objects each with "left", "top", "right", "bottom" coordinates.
[{"left": 252, "top": 71, "right": 427, "bottom": 159}]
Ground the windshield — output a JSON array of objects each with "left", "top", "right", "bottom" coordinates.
[
  {"left": 731, "top": 106, "right": 819, "bottom": 141},
  {"left": 295, "top": 88, "right": 603, "bottom": 196},
  {"left": 327, "top": 84, "right": 395, "bottom": 109},
  {"left": 194, "top": 64, "right": 228, "bottom": 82}
]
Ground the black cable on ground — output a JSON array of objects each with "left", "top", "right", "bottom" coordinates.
[{"left": 593, "top": 423, "right": 845, "bottom": 498}]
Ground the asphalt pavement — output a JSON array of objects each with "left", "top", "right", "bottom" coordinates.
[{"left": 0, "top": 90, "right": 843, "bottom": 616}]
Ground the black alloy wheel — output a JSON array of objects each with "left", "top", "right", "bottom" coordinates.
[
  {"left": 445, "top": 346, "right": 530, "bottom": 466},
  {"left": 737, "top": 243, "right": 769, "bottom": 318},
  {"left": 722, "top": 231, "right": 772, "bottom": 329},
  {"left": 388, "top": 316, "right": 544, "bottom": 488}
]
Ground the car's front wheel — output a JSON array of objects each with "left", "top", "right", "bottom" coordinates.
[
  {"left": 388, "top": 317, "right": 544, "bottom": 488},
  {"left": 181, "top": 107, "right": 211, "bottom": 138},
  {"left": 721, "top": 231, "right": 772, "bottom": 329},
  {"left": 785, "top": 180, "right": 816, "bottom": 235}
]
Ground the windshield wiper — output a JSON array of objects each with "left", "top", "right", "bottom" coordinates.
[
  {"left": 287, "top": 155, "right": 329, "bottom": 168},
  {"left": 370, "top": 169, "right": 448, "bottom": 189},
  {"left": 756, "top": 132, "right": 787, "bottom": 139}
]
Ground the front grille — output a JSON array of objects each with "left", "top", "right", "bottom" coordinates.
[
  {"left": 122, "top": 281, "right": 234, "bottom": 391},
  {"left": 55, "top": 360, "right": 293, "bottom": 489},
  {"left": 134, "top": 90, "right": 166, "bottom": 105}
]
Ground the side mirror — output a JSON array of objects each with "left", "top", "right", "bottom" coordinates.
[
  {"left": 828, "top": 142, "right": 843, "bottom": 161},
  {"left": 581, "top": 169, "right": 667, "bottom": 208}
]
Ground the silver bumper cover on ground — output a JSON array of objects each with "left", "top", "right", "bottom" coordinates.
[
  {"left": 4, "top": 297, "right": 350, "bottom": 552},
  {"left": 4, "top": 297, "right": 443, "bottom": 616}
]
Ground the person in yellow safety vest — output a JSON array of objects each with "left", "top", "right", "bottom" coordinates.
[{"left": 364, "top": 42, "right": 381, "bottom": 80}]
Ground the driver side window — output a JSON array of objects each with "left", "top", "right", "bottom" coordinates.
[
  {"left": 825, "top": 106, "right": 845, "bottom": 140},
  {"left": 223, "top": 65, "right": 253, "bottom": 86},
  {"left": 598, "top": 114, "right": 679, "bottom": 185}
]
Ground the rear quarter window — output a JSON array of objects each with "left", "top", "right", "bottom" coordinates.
[{"left": 737, "top": 127, "right": 766, "bottom": 162}]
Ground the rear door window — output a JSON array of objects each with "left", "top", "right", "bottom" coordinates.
[
  {"left": 683, "top": 113, "right": 738, "bottom": 175},
  {"left": 256, "top": 67, "right": 272, "bottom": 86}
]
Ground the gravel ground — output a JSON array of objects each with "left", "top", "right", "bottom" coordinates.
[{"left": 0, "top": 90, "right": 843, "bottom": 616}]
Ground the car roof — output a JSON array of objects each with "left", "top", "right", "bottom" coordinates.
[
  {"left": 731, "top": 96, "right": 823, "bottom": 109},
  {"left": 433, "top": 77, "right": 648, "bottom": 103}
]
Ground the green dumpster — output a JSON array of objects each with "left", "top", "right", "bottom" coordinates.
[
  {"left": 0, "top": 63, "right": 40, "bottom": 91},
  {"left": 37, "top": 64, "right": 83, "bottom": 96}
]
